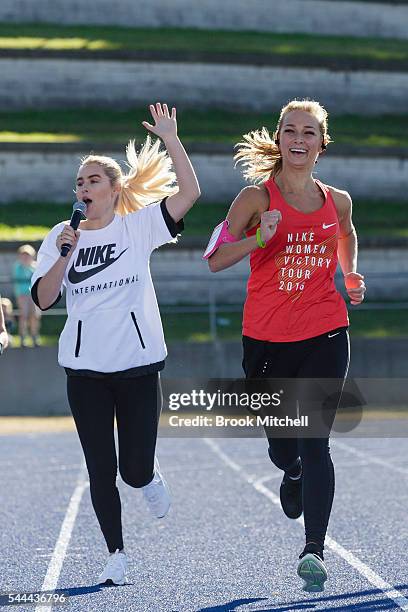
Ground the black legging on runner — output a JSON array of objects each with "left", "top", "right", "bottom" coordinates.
[
  {"left": 67, "top": 372, "right": 161, "bottom": 553},
  {"left": 242, "top": 326, "right": 350, "bottom": 551}
]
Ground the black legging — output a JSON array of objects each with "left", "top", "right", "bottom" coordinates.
[
  {"left": 242, "top": 327, "right": 350, "bottom": 551},
  {"left": 67, "top": 372, "right": 161, "bottom": 553}
]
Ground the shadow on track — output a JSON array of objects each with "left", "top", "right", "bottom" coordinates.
[{"left": 194, "top": 584, "right": 408, "bottom": 611}]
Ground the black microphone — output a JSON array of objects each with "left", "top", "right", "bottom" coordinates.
[{"left": 61, "top": 201, "right": 87, "bottom": 258}]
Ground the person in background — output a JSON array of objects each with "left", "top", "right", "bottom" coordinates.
[
  {"left": 0, "top": 297, "right": 16, "bottom": 342},
  {"left": 13, "top": 244, "right": 41, "bottom": 347},
  {"left": 0, "top": 294, "right": 9, "bottom": 356}
]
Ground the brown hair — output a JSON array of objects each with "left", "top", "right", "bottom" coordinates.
[{"left": 234, "top": 99, "right": 332, "bottom": 183}]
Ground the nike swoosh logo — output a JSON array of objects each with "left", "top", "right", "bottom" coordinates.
[
  {"left": 68, "top": 248, "right": 128, "bottom": 284},
  {"left": 328, "top": 332, "right": 340, "bottom": 338},
  {"left": 322, "top": 223, "right": 336, "bottom": 229}
]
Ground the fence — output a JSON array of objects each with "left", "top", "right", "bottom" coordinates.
[{"left": 1, "top": 273, "right": 408, "bottom": 342}]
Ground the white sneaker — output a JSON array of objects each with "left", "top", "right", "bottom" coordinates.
[
  {"left": 142, "top": 458, "right": 171, "bottom": 518},
  {"left": 98, "top": 549, "right": 127, "bottom": 585}
]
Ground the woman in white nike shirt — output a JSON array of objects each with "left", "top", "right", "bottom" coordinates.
[{"left": 31, "top": 103, "right": 200, "bottom": 585}]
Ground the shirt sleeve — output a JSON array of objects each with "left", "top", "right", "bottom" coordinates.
[
  {"left": 127, "top": 197, "right": 184, "bottom": 253},
  {"left": 30, "top": 223, "right": 65, "bottom": 310}
]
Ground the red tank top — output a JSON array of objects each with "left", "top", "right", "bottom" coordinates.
[{"left": 243, "top": 177, "right": 349, "bottom": 342}]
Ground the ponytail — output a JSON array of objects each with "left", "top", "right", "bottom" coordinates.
[
  {"left": 117, "top": 136, "right": 177, "bottom": 215},
  {"left": 80, "top": 135, "right": 177, "bottom": 215},
  {"left": 234, "top": 126, "right": 281, "bottom": 184}
]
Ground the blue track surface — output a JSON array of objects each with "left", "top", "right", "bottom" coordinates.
[{"left": 1, "top": 432, "right": 407, "bottom": 611}]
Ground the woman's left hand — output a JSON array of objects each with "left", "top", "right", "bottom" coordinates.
[
  {"left": 344, "top": 272, "right": 366, "bottom": 305},
  {"left": 142, "top": 103, "right": 177, "bottom": 141}
]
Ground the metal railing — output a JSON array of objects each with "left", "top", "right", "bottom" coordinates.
[{"left": 2, "top": 273, "right": 408, "bottom": 341}]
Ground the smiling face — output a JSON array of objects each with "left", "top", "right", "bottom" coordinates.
[
  {"left": 278, "top": 110, "right": 324, "bottom": 170},
  {"left": 75, "top": 163, "right": 120, "bottom": 221}
]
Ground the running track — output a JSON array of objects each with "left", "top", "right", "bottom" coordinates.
[{"left": 1, "top": 428, "right": 408, "bottom": 611}]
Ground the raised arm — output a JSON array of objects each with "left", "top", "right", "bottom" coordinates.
[
  {"left": 208, "top": 185, "right": 281, "bottom": 272},
  {"left": 142, "top": 103, "right": 200, "bottom": 222}
]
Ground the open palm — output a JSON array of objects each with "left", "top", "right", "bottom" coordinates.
[{"left": 142, "top": 103, "right": 177, "bottom": 141}]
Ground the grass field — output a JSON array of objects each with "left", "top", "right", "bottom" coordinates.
[
  {"left": 1, "top": 108, "right": 408, "bottom": 148},
  {"left": 0, "top": 199, "right": 407, "bottom": 242},
  {"left": 1, "top": 24, "right": 408, "bottom": 63}
]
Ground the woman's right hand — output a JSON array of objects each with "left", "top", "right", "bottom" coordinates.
[
  {"left": 56, "top": 225, "right": 80, "bottom": 259},
  {"left": 260, "top": 209, "right": 282, "bottom": 243}
]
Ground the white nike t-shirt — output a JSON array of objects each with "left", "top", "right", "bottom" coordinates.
[{"left": 31, "top": 200, "right": 182, "bottom": 374}]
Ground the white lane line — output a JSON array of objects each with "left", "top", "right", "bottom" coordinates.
[
  {"left": 35, "top": 464, "right": 88, "bottom": 612},
  {"left": 204, "top": 438, "right": 408, "bottom": 611},
  {"left": 332, "top": 439, "right": 408, "bottom": 476}
]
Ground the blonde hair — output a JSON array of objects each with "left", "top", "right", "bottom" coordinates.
[
  {"left": 234, "top": 99, "right": 332, "bottom": 183},
  {"left": 80, "top": 136, "right": 178, "bottom": 215},
  {"left": 18, "top": 244, "right": 36, "bottom": 257}
]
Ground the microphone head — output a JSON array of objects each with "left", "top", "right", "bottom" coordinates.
[{"left": 73, "top": 200, "right": 87, "bottom": 219}]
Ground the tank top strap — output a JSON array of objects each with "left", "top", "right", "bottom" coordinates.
[
  {"left": 314, "top": 178, "right": 339, "bottom": 218},
  {"left": 314, "top": 177, "right": 329, "bottom": 196},
  {"left": 263, "top": 176, "right": 279, "bottom": 210}
]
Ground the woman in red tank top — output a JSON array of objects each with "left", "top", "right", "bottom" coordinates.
[{"left": 206, "top": 99, "right": 366, "bottom": 592}]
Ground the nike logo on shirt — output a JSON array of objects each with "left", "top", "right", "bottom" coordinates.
[
  {"left": 328, "top": 331, "right": 340, "bottom": 338},
  {"left": 322, "top": 223, "right": 336, "bottom": 229},
  {"left": 68, "top": 247, "right": 129, "bottom": 284}
]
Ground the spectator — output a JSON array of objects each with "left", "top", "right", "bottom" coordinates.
[
  {"left": 12, "top": 244, "right": 41, "bottom": 347},
  {"left": 0, "top": 293, "right": 9, "bottom": 355},
  {"left": 0, "top": 297, "right": 16, "bottom": 341}
]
